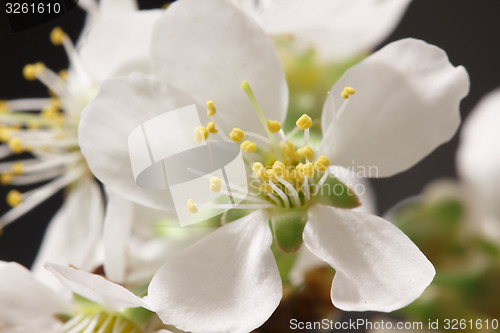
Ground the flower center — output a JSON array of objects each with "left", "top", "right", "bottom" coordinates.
[{"left": 185, "top": 81, "right": 359, "bottom": 213}]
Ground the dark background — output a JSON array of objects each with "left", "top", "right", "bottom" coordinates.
[{"left": 0, "top": 0, "right": 499, "bottom": 268}]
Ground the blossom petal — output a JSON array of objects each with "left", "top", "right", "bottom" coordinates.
[
  {"left": 147, "top": 210, "right": 282, "bottom": 333},
  {"left": 151, "top": 0, "right": 288, "bottom": 135},
  {"left": 319, "top": 38, "right": 469, "bottom": 177},
  {"left": 457, "top": 89, "right": 500, "bottom": 226},
  {"left": 303, "top": 204, "right": 435, "bottom": 312},
  {"left": 45, "top": 263, "right": 151, "bottom": 311},
  {"left": 0, "top": 262, "right": 70, "bottom": 327},
  {"left": 98, "top": 0, "right": 137, "bottom": 15},
  {"left": 31, "top": 179, "right": 104, "bottom": 294},
  {"left": 254, "top": 0, "right": 412, "bottom": 60},
  {"left": 79, "top": 72, "right": 198, "bottom": 210},
  {"left": 78, "top": 10, "right": 162, "bottom": 82}
]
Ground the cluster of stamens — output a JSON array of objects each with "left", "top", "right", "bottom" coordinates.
[
  {"left": 186, "top": 81, "right": 355, "bottom": 213},
  {"left": 0, "top": 26, "right": 91, "bottom": 229}
]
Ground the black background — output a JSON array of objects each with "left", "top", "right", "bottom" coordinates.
[{"left": 0, "top": 0, "right": 499, "bottom": 268}]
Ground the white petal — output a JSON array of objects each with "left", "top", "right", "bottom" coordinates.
[
  {"left": 147, "top": 210, "right": 282, "bottom": 333},
  {"left": 319, "top": 38, "right": 469, "bottom": 177},
  {"left": 0, "top": 262, "right": 70, "bottom": 327},
  {"left": 303, "top": 205, "right": 435, "bottom": 312},
  {"left": 255, "top": 0, "right": 412, "bottom": 60},
  {"left": 102, "top": 191, "right": 135, "bottom": 284},
  {"left": 45, "top": 264, "right": 151, "bottom": 312},
  {"left": 98, "top": 0, "right": 137, "bottom": 15},
  {"left": 31, "top": 179, "right": 104, "bottom": 294},
  {"left": 458, "top": 88, "right": 500, "bottom": 225},
  {"left": 151, "top": 0, "right": 288, "bottom": 135},
  {"left": 79, "top": 72, "right": 198, "bottom": 210},
  {"left": 78, "top": 10, "right": 161, "bottom": 82}
]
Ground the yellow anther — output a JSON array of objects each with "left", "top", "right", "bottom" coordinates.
[
  {"left": 58, "top": 69, "right": 68, "bottom": 81},
  {"left": 240, "top": 140, "right": 257, "bottom": 153},
  {"left": 267, "top": 120, "right": 282, "bottom": 133},
  {"left": 50, "top": 27, "right": 66, "bottom": 46},
  {"left": 0, "top": 100, "right": 9, "bottom": 114},
  {"left": 296, "top": 114, "right": 312, "bottom": 130},
  {"left": 252, "top": 162, "right": 264, "bottom": 173},
  {"left": 8, "top": 137, "right": 23, "bottom": 154},
  {"left": 7, "top": 190, "right": 23, "bottom": 207},
  {"left": 206, "top": 100, "right": 216, "bottom": 117},
  {"left": 193, "top": 126, "right": 209, "bottom": 143},
  {"left": 265, "top": 168, "right": 276, "bottom": 180},
  {"left": 280, "top": 141, "right": 294, "bottom": 156},
  {"left": 344, "top": 86, "right": 355, "bottom": 95},
  {"left": 341, "top": 91, "right": 349, "bottom": 99},
  {"left": 260, "top": 183, "right": 273, "bottom": 194},
  {"left": 229, "top": 128, "right": 245, "bottom": 142},
  {"left": 42, "top": 106, "right": 58, "bottom": 119},
  {"left": 11, "top": 162, "right": 24, "bottom": 176},
  {"left": 209, "top": 177, "right": 221, "bottom": 192},
  {"left": 187, "top": 199, "right": 198, "bottom": 213},
  {"left": 303, "top": 162, "right": 314, "bottom": 178},
  {"left": 303, "top": 145, "right": 314, "bottom": 161},
  {"left": 272, "top": 161, "right": 286, "bottom": 177},
  {"left": 314, "top": 155, "right": 330, "bottom": 173},
  {"left": 162, "top": 2, "right": 170, "bottom": 9},
  {"left": 1, "top": 173, "right": 12, "bottom": 185},
  {"left": 50, "top": 97, "right": 61, "bottom": 109},
  {"left": 0, "top": 128, "right": 10, "bottom": 143},
  {"left": 23, "top": 62, "right": 45, "bottom": 81},
  {"left": 207, "top": 121, "right": 218, "bottom": 134}
]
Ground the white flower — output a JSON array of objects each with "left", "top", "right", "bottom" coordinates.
[
  {"left": 457, "top": 88, "right": 500, "bottom": 240},
  {"left": 0, "top": 0, "right": 161, "bottom": 230},
  {"left": 78, "top": 0, "right": 469, "bottom": 332},
  {"left": 232, "top": 0, "right": 412, "bottom": 61},
  {"left": 0, "top": 261, "right": 167, "bottom": 333}
]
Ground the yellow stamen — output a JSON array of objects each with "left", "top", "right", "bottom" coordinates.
[
  {"left": 267, "top": 120, "right": 281, "bottom": 133},
  {"left": 194, "top": 126, "right": 209, "bottom": 143},
  {"left": 8, "top": 137, "right": 23, "bottom": 154},
  {"left": 50, "top": 27, "right": 66, "bottom": 46},
  {"left": 229, "top": 128, "right": 245, "bottom": 142},
  {"left": 314, "top": 155, "right": 330, "bottom": 173},
  {"left": 0, "top": 100, "right": 10, "bottom": 114},
  {"left": 11, "top": 162, "right": 24, "bottom": 176},
  {"left": 1, "top": 173, "right": 12, "bottom": 185},
  {"left": 303, "top": 145, "right": 314, "bottom": 161},
  {"left": 280, "top": 141, "right": 294, "bottom": 155},
  {"left": 7, "top": 190, "right": 22, "bottom": 207},
  {"left": 342, "top": 86, "right": 356, "bottom": 99},
  {"left": 0, "top": 127, "right": 11, "bottom": 143},
  {"left": 303, "top": 162, "right": 314, "bottom": 178},
  {"left": 206, "top": 100, "right": 216, "bottom": 117},
  {"left": 50, "top": 97, "right": 61, "bottom": 109},
  {"left": 260, "top": 183, "right": 273, "bottom": 194},
  {"left": 58, "top": 69, "right": 68, "bottom": 81},
  {"left": 207, "top": 121, "right": 218, "bottom": 134},
  {"left": 296, "top": 114, "right": 312, "bottom": 130},
  {"left": 187, "top": 199, "right": 198, "bottom": 213},
  {"left": 272, "top": 161, "right": 286, "bottom": 177},
  {"left": 209, "top": 177, "right": 221, "bottom": 192},
  {"left": 23, "top": 62, "right": 45, "bottom": 81},
  {"left": 240, "top": 140, "right": 257, "bottom": 153}
]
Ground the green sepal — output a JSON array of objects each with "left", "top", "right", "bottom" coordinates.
[
  {"left": 309, "top": 175, "right": 360, "bottom": 209},
  {"left": 269, "top": 207, "right": 308, "bottom": 253},
  {"left": 122, "top": 306, "right": 154, "bottom": 327}
]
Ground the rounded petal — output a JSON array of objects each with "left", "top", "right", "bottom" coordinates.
[
  {"left": 45, "top": 264, "right": 151, "bottom": 312},
  {"left": 255, "top": 0, "right": 412, "bottom": 60},
  {"left": 0, "top": 262, "right": 70, "bottom": 327},
  {"left": 147, "top": 210, "right": 282, "bottom": 333},
  {"left": 303, "top": 205, "right": 435, "bottom": 312},
  {"left": 457, "top": 88, "right": 500, "bottom": 226},
  {"left": 78, "top": 72, "right": 199, "bottom": 210},
  {"left": 319, "top": 38, "right": 469, "bottom": 177},
  {"left": 98, "top": 0, "right": 137, "bottom": 15},
  {"left": 151, "top": 0, "right": 288, "bottom": 135},
  {"left": 78, "top": 10, "right": 162, "bottom": 82},
  {"left": 31, "top": 179, "right": 104, "bottom": 294}
]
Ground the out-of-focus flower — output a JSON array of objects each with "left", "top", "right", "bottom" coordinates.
[
  {"left": 0, "top": 261, "right": 171, "bottom": 333},
  {"left": 78, "top": 1, "right": 469, "bottom": 332},
  {"left": 0, "top": 0, "right": 161, "bottom": 232},
  {"left": 457, "top": 88, "right": 500, "bottom": 241},
  {"left": 233, "top": 0, "right": 412, "bottom": 61}
]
